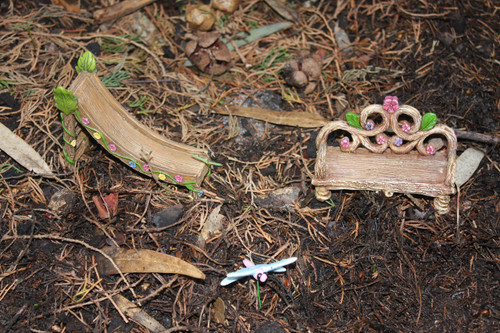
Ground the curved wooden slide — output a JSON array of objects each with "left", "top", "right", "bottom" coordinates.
[{"left": 69, "top": 72, "right": 209, "bottom": 187}]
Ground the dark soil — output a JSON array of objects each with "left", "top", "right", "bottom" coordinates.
[{"left": 0, "top": 1, "right": 498, "bottom": 332}]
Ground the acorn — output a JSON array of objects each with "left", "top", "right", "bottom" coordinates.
[
  {"left": 185, "top": 4, "right": 216, "bottom": 31},
  {"left": 212, "top": 0, "right": 241, "bottom": 14},
  {"left": 282, "top": 52, "right": 323, "bottom": 94},
  {"left": 185, "top": 32, "right": 232, "bottom": 75}
]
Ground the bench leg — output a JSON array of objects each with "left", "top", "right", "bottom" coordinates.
[
  {"left": 315, "top": 187, "right": 331, "bottom": 202},
  {"left": 434, "top": 196, "right": 450, "bottom": 215}
]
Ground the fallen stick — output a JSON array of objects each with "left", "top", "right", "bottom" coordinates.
[{"left": 454, "top": 129, "right": 500, "bottom": 144}]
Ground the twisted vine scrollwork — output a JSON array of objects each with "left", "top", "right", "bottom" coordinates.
[{"left": 315, "top": 102, "right": 457, "bottom": 186}]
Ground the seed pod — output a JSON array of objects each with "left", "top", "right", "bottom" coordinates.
[
  {"left": 282, "top": 52, "right": 323, "bottom": 94},
  {"left": 185, "top": 4, "right": 215, "bottom": 31},
  {"left": 212, "top": 0, "right": 241, "bottom": 14}
]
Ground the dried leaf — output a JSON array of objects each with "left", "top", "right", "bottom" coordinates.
[
  {"left": 112, "top": 294, "right": 167, "bottom": 333},
  {"left": 92, "top": 193, "right": 119, "bottom": 219},
  {"left": 211, "top": 297, "right": 225, "bottom": 324},
  {"left": 263, "top": 0, "right": 298, "bottom": 21},
  {"left": 97, "top": 247, "right": 205, "bottom": 279},
  {"left": 0, "top": 122, "right": 53, "bottom": 175},
  {"left": 213, "top": 106, "right": 327, "bottom": 128},
  {"left": 198, "top": 205, "right": 225, "bottom": 247}
]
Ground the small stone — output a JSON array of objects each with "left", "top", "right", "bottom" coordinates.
[
  {"left": 254, "top": 187, "right": 300, "bottom": 212},
  {"left": 256, "top": 321, "right": 286, "bottom": 333},
  {"left": 241, "top": 90, "right": 283, "bottom": 111},
  {"left": 48, "top": 188, "right": 77, "bottom": 217},
  {"left": 212, "top": 0, "right": 240, "bottom": 14},
  {"left": 152, "top": 204, "right": 184, "bottom": 229},
  {"left": 185, "top": 4, "right": 215, "bottom": 31},
  {"left": 455, "top": 148, "right": 485, "bottom": 188}
]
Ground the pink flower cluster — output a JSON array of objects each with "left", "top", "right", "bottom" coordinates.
[
  {"left": 376, "top": 135, "right": 386, "bottom": 145},
  {"left": 174, "top": 175, "right": 183, "bottom": 183},
  {"left": 383, "top": 96, "right": 399, "bottom": 113},
  {"left": 401, "top": 123, "right": 411, "bottom": 132},
  {"left": 340, "top": 138, "right": 350, "bottom": 149},
  {"left": 426, "top": 145, "right": 435, "bottom": 155}
]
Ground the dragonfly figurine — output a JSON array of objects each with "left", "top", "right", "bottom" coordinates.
[{"left": 221, "top": 257, "right": 297, "bottom": 286}]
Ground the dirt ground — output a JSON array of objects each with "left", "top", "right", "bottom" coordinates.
[{"left": 0, "top": 0, "right": 498, "bottom": 332}]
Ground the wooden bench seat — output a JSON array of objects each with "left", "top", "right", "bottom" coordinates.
[{"left": 312, "top": 99, "right": 457, "bottom": 214}]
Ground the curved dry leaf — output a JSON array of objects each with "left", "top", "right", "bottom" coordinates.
[
  {"left": 213, "top": 106, "right": 328, "bottom": 128},
  {"left": 0, "top": 122, "right": 53, "bottom": 175},
  {"left": 97, "top": 247, "right": 205, "bottom": 279},
  {"left": 263, "top": 0, "right": 298, "bottom": 21}
]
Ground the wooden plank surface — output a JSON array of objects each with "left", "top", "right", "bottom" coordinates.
[
  {"left": 70, "top": 73, "right": 209, "bottom": 186},
  {"left": 313, "top": 147, "right": 454, "bottom": 196}
]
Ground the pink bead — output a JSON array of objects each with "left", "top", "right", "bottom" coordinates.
[
  {"left": 109, "top": 143, "right": 117, "bottom": 152},
  {"left": 402, "top": 123, "right": 411, "bottom": 132},
  {"left": 426, "top": 145, "right": 435, "bottom": 155},
  {"left": 81, "top": 117, "right": 90, "bottom": 125},
  {"left": 174, "top": 175, "right": 183, "bottom": 183},
  {"left": 143, "top": 164, "right": 150, "bottom": 172}
]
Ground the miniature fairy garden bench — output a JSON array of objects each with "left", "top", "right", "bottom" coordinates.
[
  {"left": 53, "top": 51, "right": 211, "bottom": 193},
  {"left": 312, "top": 96, "right": 457, "bottom": 214}
]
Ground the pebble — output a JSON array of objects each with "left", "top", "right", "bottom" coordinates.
[
  {"left": 256, "top": 321, "right": 286, "bottom": 333},
  {"left": 152, "top": 204, "right": 184, "bottom": 229},
  {"left": 48, "top": 188, "right": 77, "bottom": 217}
]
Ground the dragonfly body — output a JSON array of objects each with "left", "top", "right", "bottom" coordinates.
[{"left": 221, "top": 257, "right": 297, "bottom": 286}]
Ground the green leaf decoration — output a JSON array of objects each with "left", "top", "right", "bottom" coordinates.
[
  {"left": 53, "top": 87, "right": 78, "bottom": 115},
  {"left": 346, "top": 112, "right": 362, "bottom": 129},
  {"left": 75, "top": 51, "right": 97, "bottom": 73},
  {"left": 420, "top": 112, "right": 437, "bottom": 131}
]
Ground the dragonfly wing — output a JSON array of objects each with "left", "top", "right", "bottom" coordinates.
[
  {"left": 269, "top": 267, "right": 286, "bottom": 273},
  {"left": 226, "top": 265, "right": 262, "bottom": 278},
  {"left": 243, "top": 259, "right": 255, "bottom": 267},
  {"left": 220, "top": 276, "right": 240, "bottom": 286},
  {"left": 262, "top": 257, "right": 297, "bottom": 273}
]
